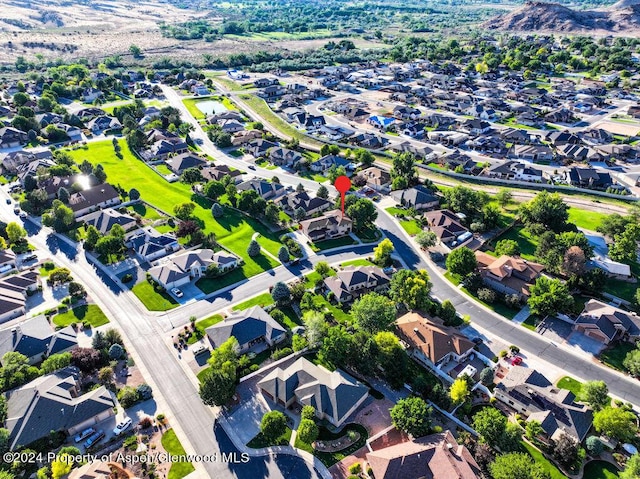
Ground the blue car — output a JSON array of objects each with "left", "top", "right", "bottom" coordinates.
[{"left": 84, "top": 430, "right": 105, "bottom": 448}]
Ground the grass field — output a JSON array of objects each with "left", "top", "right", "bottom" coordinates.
[
  {"left": 568, "top": 207, "right": 610, "bottom": 231},
  {"left": 599, "top": 342, "right": 635, "bottom": 373},
  {"left": 582, "top": 461, "right": 620, "bottom": 479},
  {"left": 52, "top": 304, "right": 110, "bottom": 327},
  {"left": 557, "top": 376, "right": 583, "bottom": 396},
  {"left": 131, "top": 281, "right": 178, "bottom": 311},
  {"left": 161, "top": 429, "right": 195, "bottom": 479},
  {"left": 66, "top": 140, "right": 283, "bottom": 292},
  {"left": 238, "top": 94, "right": 323, "bottom": 148},
  {"left": 521, "top": 441, "right": 568, "bottom": 479},
  {"left": 186, "top": 314, "right": 224, "bottom": 345},
  {"left": 182, "top": 96, "right": 237, "bottom": 120}
]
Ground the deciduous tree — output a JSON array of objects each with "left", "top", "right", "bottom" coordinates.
[{"left": 390, "top": 397, "right": 432, "bottom": 438}]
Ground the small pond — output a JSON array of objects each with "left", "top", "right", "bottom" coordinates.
[{"left": 196, "top": 100, "right": 228, "bottom": 116}]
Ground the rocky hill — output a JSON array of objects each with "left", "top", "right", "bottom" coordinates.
[{"left": 483, "top": 1, "right": 640, "bottom": 34}]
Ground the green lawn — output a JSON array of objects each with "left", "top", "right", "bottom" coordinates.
[
  {"left": 238, "top": 94, "right": 323, "bottom": 148},
  {"left": 399, "top": 220, "right": 422, "bottom": 235},
  {"left": 522, "top": 315, "right": 538, "bottom": 331},
  {"left": 277, "top": 306, "right": 302, "bottom": 329},
  {"left": 52, "top": 305, "right": 110, "bottom": 327},
  {"left": 443, "top": 272, "right": 519, "bottom": 320},
  {"left": 599, "top": 342, "right": 635, "bottom": 372},
  {"left": 312, "top": 236, "right": 357, "bottom": 251},
  {"left": 129, "top": 203, "right": 164, "bottom": 221},
  {"left": 490, "top": 225, "right": 538, "bottom": 261},
  {"left": 232, "top": 292, "right": 274, "bottom": 311},
  {"left": 186, "top": 314, "right": 224, "bottom": 345},
  {"left": 385, "top": 207, "right": 408, "bottom": 217},
  {"left": 155, "top": 164, "right": 173, "bottom": 175},
  {"left": 247, "top": 427, "right": 292, "bottom": 448},
  {"left": 182, "top": 96, "right": 238, "bottom": 120},
  {"left": 557, "top": 376, "right": 583, "bottom": 396},
  {"left": 521, "top": 441, "right": 568, "bottom": 479},
  {"left": 603, "top": 278, "right": 637, "bottom": 303},
  {"left": 131, "top": 281, "right": 178, "bottom": 311},
  {"left": 66, "top": 141, "right": 283, "bottom": 290},
  {"left": 161, "top": 429, "right": 195, "bottom": 479},
  {"left": 582, "top": 461, "right": 620, "bottom": 479},
  {"left": 207, "top": 72, "right": 245, "bottom": 91},
  {"left": 355, "top": 224, "right": 381, "bottom": 243},
  {"left": 568, "top": 207, "right": 610, "bottom": 231},
  {"left": 339, "top": 259, "right": 376, "bottom": 268}
]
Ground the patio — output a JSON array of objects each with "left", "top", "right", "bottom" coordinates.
[{"left": 439, "top": 354, "right": 487, "bottom": 383}]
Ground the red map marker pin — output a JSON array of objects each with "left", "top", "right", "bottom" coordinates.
[{"left": 334, "top": 175, "right": 351, "bottom": 217}]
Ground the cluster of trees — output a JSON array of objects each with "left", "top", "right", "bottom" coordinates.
[
  {"left": 84, "top": 223, "right": 127, "bottom": 262},
  {"left": 443, "top": 186, "right": 501, "bottom": 233}
]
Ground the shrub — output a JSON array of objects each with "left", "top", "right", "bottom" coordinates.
[
  {"left": 109, "top": 343, "right": 125, "bottom": 360},
  {"left": 43, "top": 261, "right": 55, "bottom": 270},
  {"left": 477, "top": 288, "right": 497, "bottom": 303},
  {"left": 432, "top": 425, "right": 443, "bottom": 433},
  {"left": 117, "top": 386, "right": 140, "bottom": 409},
  {"left": 271, "top": 347, "right": 292, "bottom": 361},
  {"left": 137, "top": 383, "right": 153, "bottom": 400},
  {"left": 139, "top": 417, "right": 153, "bottom": 429},
  {"left": 156, "top": 413, "right": 166, "bottom": 424},
  {"left": 585, "top": 436, "right": 603, "bottom": 456},
  {"left": 348, "top": 463, "right": 362, "bottom": 475},
  {"left": 499, "top": 350, "right": 508, "bottom": 358},
  {"left": 122, "top": 274, "right": 133, "bottom": 283}
]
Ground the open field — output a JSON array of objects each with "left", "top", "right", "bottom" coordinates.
[{"left": 66, "top": 140, "right": 282, "bottom": 292}]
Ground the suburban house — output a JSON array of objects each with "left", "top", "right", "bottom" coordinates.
[
  {"left": 565, "top": 168, "right": 613, "bottom": 190},
  {"left": 258, "top": 357, "right": 369, "bottom": 427},
  {"left": 205, "top": 306, "right": 286, "bottom": 353},
  {"left": 231, "top": 130, "right": 262, "bottom": 146},
  {"left": 246, "top": 139, "right": 279, "bottom": 158},
  {"left": 392, "top": 185, "right": 439, "bottom": 210},
  {"left": 1, "top": 148, "right": 53, "bottom": 174},
  {"left": 366, "top": 431, "right": 481, "bottom": 479},
  {"left": 573, "top": 299, "right": 640, "bottom": 345},
  {"left": 512, "top": 144, "right": 554, "bottom": 163},
  {"left": 474, "top": 252, "right": 545, "bottom": 300},
  {"left": 86, "top": 116, "right": 122, "bottom": 133},
  {"left": 127, "top": 227, "right": 180, "bottom": 263},
  {"left": 299, "top": 210, "right": 352, "bottom": 242},
  {"left": 200, "top": 164, "right": 242, "bottom": 182},
  {"left": 323, "top": 266, "right": 391, "bottom": 303},
  {"left": 237, "top": 179, "right": 285, "bottom": 200},
  {"left": 0, "top": 127, "right": 28, "bottom": 149},
  {"left": 587, "top": 257, "right": 632, "bottom": 280},
  {"left": 423, "top": 210, "right": 471, "bottom": 248},
  {"left": 0, "top": 250, "right": 17, "bottom": 276},
  {"left": 5, "top": 367, "right": 115, "bottom": 450},
  {"left": 484, "top": 161, "right": 543, "bottom": 182},
  {"left": 309, "top": 155, "right": 354, "bottom": 173},
  {"left": 68, "top": 184, "right": 121, "bottom": 218},
  {"left": 494, "top": 366, "right": 593, "bottom": 443},
  {"left": 358, "top": 167, "right": 391, "bottom": 192},
  {"left": 275, "top": 191, "right": 333, "bottom": 218},
  {"left": 396, "top": 311, "right": 475, "bottom": 370},
  {"left": 0, "top": 315, "right": 77, "bottom": 365},
  {"left": 145, "top": 138, "right": 189, "bottom": 161},
  {"left": 165, "top": 153, "right": 207, "bottom": 174},
  {"left": 267, "top": 147, "right": 303, "bottom": 168},
  {"left": 80, "top": 209, "right": 138, "bottom": 237},
  {"left": 0, "top": 271, "right": 40, "bottom": 324},
  {"left": 148, "top": 248, "right": 238, "bottom": 290}
]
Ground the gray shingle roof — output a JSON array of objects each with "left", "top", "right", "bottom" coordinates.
[
  {"left": 0, "top": 315, "right": 77, "bottom": 362},
  {"left": 205, "top": 306, "right": 285, "bottom": 348}
]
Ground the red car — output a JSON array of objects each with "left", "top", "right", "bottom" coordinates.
[{"left": 511, "top": 356, "right": 523, "bottom": 366}]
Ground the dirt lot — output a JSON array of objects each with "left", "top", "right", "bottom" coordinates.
[{"left": 0, "top": 0, "right": 385, "bottom": 67}]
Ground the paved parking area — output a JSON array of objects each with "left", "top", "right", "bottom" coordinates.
[{"left": 566, "top": 331, "right": 605, "bottom": 356}]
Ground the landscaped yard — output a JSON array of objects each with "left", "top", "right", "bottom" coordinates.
[
  {"left": 186, "top": 314, "right": 224, "bottom": 345},
  {"left": 443, "top": 272, "right": 520, "bottom": 320},
  {"left": 182, "top": 96, "right": 237, "bottom": 120},
  {"left": 489, "top": 224, "right": 538, "bottom": 261},
  {"left": 312, "top": 236, "right": 357, "bottom": 251},
  {"left": 246, "top": 427, "right": 292, "bottom": 448},
  {"left": 582, "top": 461, "right": 620, "bottom": 479},
  {"left": 161, "top": 429, "right": 195, "bottom": 479},
  {"left": 556, "top": 376, "right": 583, "bottom": 396},
  {"left": 399, "top": 219, "right": 422, "bottom": 236},
  {"left": 231, "top": 292, "right": 274, "bottom": 311},
  {"left": 339, "top": 259, "right": 376, "bottom": 268},
  {"left": 521, "top": 441, "right": 568, "bottom": 479},
  {"left": 52, "top": 304, "right": 110, "bottom": 327},
  {"left": 599, "top": 341, "right": 635, "bottom": 373},
  {"left": 299, "top": 423, "right": 369, "bottom": 467},
  {"left": 603, "top": 278, "right": 637, "bottom": 303},
  {"left": 131, "top": 281, "right": 178, "bottom": 311},
  {"left": 66, "top": 140, "right": 283, "bottom": 295}
]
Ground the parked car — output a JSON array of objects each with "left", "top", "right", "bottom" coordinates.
[
  {"left": 22, "top": 254, "right": 37, "bottom": 262},
  {"left": 74, "top": 427, "right": 95, "bottom": 443},
  {"left": 511, "top": 356, "right": 523, "bottom": 366},
  {"left": 13, "top": 207, "right": 19, "bottom": 214},
  {"left": 248, "top": 165, "right": 256, "bottom": 170},
  {"left": 193, "top": 344, "right": 208, "bottom": 356},
  {"left": 113, "top": 417, "right": 132, "bottom": 436},
  {"left": 84, "top": 430, "right": 105, "bottom": 448},
  {"left": 171, "top": 288, "right": 183, "bottom": 298}
]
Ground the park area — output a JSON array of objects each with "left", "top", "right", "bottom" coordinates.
[{"left": 66, "top": 140, "right": 284, "bottom": 298}]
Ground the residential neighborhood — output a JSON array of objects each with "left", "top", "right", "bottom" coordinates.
[{"left": 1, "top": 8, "right": 640, "bottom": 479}]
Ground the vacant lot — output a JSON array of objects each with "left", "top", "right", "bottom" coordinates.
[{"left": 66, "top": 140, "right": 282, "bottom": 291}]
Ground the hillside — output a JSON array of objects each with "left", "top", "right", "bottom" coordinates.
[{"left": 483, "top": 1, "right": 640, "bottom": 34}]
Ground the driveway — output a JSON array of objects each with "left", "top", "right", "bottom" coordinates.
[
  {"left": 536, "top": 316, "right": 573, "bottom": 344},
  {"left": 565, "top": 331, "right": 605, "bottom": 356},
  {"left": 225, "top": 392, "right": 269, "bottom": 445}
]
